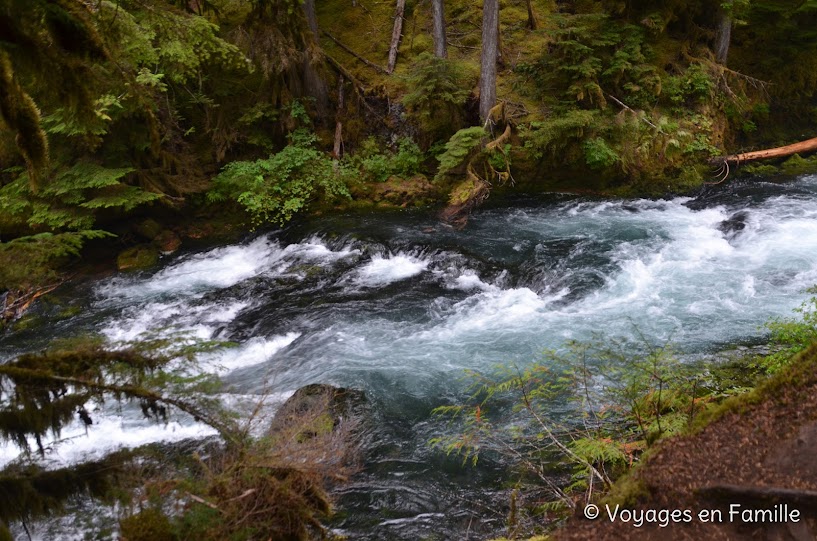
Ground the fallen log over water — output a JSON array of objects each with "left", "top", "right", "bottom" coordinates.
[{"left": 712, "top": 136, "right": 817, "bottom": 165}]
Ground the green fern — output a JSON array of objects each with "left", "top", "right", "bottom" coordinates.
[{"left": 434, "top": 127, "right": 487, "bottom": 181}]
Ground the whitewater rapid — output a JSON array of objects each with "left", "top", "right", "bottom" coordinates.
[{"left": 4, "top": 176, "right": 817, "bottom": 539}]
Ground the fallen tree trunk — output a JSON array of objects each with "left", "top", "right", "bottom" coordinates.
[
  {"left": 386, "top": 0, "right": 406, "bottom": 73},
  {"left": 713, "top": 136, "right": 817, "bottom": 165}
]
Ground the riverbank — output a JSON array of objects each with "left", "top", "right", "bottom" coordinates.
[{"left": 554, "top": 342, "right": 817, "bottom": 540}]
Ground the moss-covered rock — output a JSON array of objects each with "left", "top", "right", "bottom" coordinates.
[
  {"left": 133, "top": 218, "right": 164, "bottom": 241},
  {"left": 116, "top": 245, "right": 160, "bottom": 271},
  {"left": 153, "top": 230, "right": 182, "bottom": 255}
]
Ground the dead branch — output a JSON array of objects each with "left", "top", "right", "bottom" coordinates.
[
  {"left": 187, "top": 492, "right": 221, "bottom": 511},
  {"left": 386, "top": 0, "right": 406, "bottom": 73},
  {"left": 605, "top": 93, "right": 658, "bottom": 130},
  {"left": 322, "top": 31, "right": 388, "bottom": 74}
]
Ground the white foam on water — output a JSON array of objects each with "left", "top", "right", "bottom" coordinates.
[
  {"left": 201, "top": 332, "right": 301, "bottom": 373},
  {"left": 355, "top": 253, "right": 429, "bottom": 286},
  {"left": 99, "top": 236, "right": 281, "bottom": 299},
  {"left": 101, "top": 299, "right": 249, "bottom": 343},
  {"left": 98, "top": 236, "right": 359, "bottom": 302},
  {"left": 0, "top": 409, "right": 217, "bottom": 470}
]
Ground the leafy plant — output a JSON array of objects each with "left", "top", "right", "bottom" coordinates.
[
  {"left": 209, "top": 128, "right": 350, "bottom": 226},
  {"left": 0, "top": 231, "right": 113, "bottom": 290},
  {"left": 435, "top": 126, "right": 487, "bottom": 180},
  {"left": 351, "top": 137, "right": 425, "bottom": 182},
  {"left": 583, "top": 137, "right": 620, "bottom": 169},
  {"left": 761, "top": 288, "right": 817, "bottom": 373}
]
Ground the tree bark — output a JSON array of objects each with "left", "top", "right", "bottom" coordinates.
[
  {"left": 715, "top": 0, "right": 732, "bottom": 64},
  {"left": 525, "top": 0, "right": 537, "bottom": 30},
  {"left": 333, "top": 76, "right": 345, "bottom": 160},
  {"left": 479, "top": 0, "right": 499, "bottom": 122},
  {"left": 713, "top": 136, "right": 817, "bottom": 165},
  {"left": 387, "top": 0, "right": 407, "bottom": 73},
  {"left": 301, "top": 0, "right": 329, "bottom": 115},
  {"left": 432, "top": 0, "right": 447, "bottom": 58}
]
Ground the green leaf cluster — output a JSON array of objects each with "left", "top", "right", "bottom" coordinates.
[
  {"left": 1, "top": 162, "right": 158, "bottom": 231},
  {"left": 348, "top": 137, "right": 425, "bottom": 182},
  {"left": 209, "top": 129, "right": 350, "bottom": 226},
  {"left": 0, "top": 231, "right": 113, "bottom": 290},
  {"left": 761, "top": 288, "right": 817, "bottom": 373}
]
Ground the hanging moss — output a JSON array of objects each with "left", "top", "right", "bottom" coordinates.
[{"left": 0, "top": 52, "right": 48, "bottom": 190}]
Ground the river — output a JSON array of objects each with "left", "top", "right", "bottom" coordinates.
[{"left": 4, "top": 176, "right": 817, "bottom": 539}]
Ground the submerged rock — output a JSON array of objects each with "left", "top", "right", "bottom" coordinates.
[
  {"left": 718, "top": 210, "right": 749, "bottom": 239},
  {"left": 133, "top": 218, "right": 164, "bottom": 240}
]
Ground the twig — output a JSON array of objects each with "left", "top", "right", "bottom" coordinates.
[
  {"left": 605, "top": 93, "right": 658, "bottom": 130},
  {"left": 187, "top": 492, "right": 221, "bottom": 511}
]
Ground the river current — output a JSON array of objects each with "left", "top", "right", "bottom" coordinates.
[{"left": 4, "top": 176, "right": 817, "bottom": 539}]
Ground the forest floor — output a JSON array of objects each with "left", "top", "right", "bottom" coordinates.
[{"left": 555, "top": 346, "right": 817, "bottom": 541}]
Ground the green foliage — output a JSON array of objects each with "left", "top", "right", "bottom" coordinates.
[
  {"left": 435, "top": 127, "right": 487, "bottom": 181},
  {"left": 662, "top": 63, "right": 715, "bottom": 108},
  {"left": 432, "top": 336, "right": 711, "bottom": 514},
  {"left": 0, "top": 337, "right": 232, "bottom": 456},
  {"left": 350, "top": 137, "right": 425, "bottom": 182},
  {"left": 0, "top": 231, "right": 113, "bottom": 290},
  {"left": 516, "top": 14, "right": 660, "bottom": 110},
  {"left": 0, "top": 162, "right": 158, "bottom": 231},
  {"left": 521, "top": 110, "right": 599, "bottom": 161},
  {"left": 0, "top": 450, "right": 135, "bottom": 526},
  {"left": 761, "top": 289, "right": 817, "bottom": 373},
  {"left": 402, "top": 53, "right": 473, "bottom": 141},
  {"left": 583, "top": 137, "right": 619, "bottom": 169},
  {"left": 209, "top": 128, "right": 350, "bottom": 226}
]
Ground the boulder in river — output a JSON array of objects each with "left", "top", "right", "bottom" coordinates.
[
  {"left": 270, "top": 383, "right": 369, "bottom": 437},
  {"left": 268, "top": 384, "right": 371, "bottom": 484},
  {"left": 133, "top": 218, "right": 164, "bottom": 241}
]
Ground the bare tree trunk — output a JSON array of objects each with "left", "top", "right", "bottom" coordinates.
[
  {"left": 713, "top": 136, "right": 817, "bottom": 165},
  {"left": 479, "top": 0, "right": 499, "bottom": 122},
  {"left": 302, "top": 0, "right": 329, "bottom": 115},
  {"left": 715, "top": 0, "right": 732, "bottom": 64},
  {"left": 387, "top": 0, "right": 407, "bottom": 73},
  {"left": 432, "top": 0, "right": 447, "bottom": 58},
  {"left": 333, "top": 76, "right": 345, "bottom": 161},
  {"left": 525, "top": 0, "right": 537, "bottom": 30}
]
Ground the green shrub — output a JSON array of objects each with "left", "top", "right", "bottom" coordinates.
[
  {"left": 209, "top": 128, "right": 350, "bottom": 226},
  {"left": 352, "top": 137, "right": 424, "bottom": 182},
  {"left": 583, "top": 137, "right": 620, "bottom": 169},
  {"left": 761, "top": 289, "right": 817, "bottom": 373}
]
